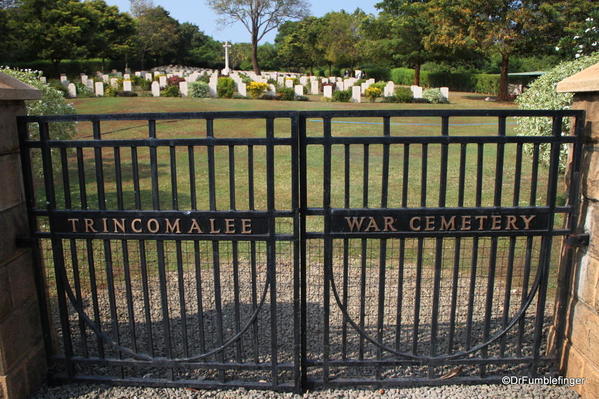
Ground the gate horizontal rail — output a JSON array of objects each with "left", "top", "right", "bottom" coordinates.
[{"left": 18, "top": 109, "right": 585, "bottom": 393}]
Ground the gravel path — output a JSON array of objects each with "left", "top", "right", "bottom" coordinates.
[{"left": 32, "top": 382, "right": 579, "bottom": 399}]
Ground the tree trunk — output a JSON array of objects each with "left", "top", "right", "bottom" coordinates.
[
  {"left": 498, "top": 53, "right": 510, "bottom": 101},
  {"left": 251, "top": 32, "right": 261, "bottom": 75},
  {"left": 414, "top": 62, "right": 421, "bottom": 86}
]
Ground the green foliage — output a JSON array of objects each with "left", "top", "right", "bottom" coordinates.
[
  {"left": 422, "top": 88, "right": 448, "bottom": 104},
  {"left": 364, "top": 86, "right": 382, "bottom": 102},
  {"left": 189, "top": 81, "right": 210, "bottom": 98},
  {"left": 196, "top": 75, "right": 210, "bottom": 83},
  {"left": 390, "top": 68, "right": 415, "bottom": 85},
  {"left": 394, "top": 86, "right": 413, "bottom": 102},
  {"left": 472, "top": 74, "right": 499, "bottom": 95},
  {"left": 217, "top": 77, "right": 235, "bottom": 98},
  {"left": 332, "top": 89, "right": 352, "bottom": 102},
  {"left": 362, "top": 66, "right": 390, "bottom": 82},
  {"left": 104, "top": 85, "right": 117, "bottom": 97},
  {"left": 1, "top": 67, "right": 75, "bottom": 177},
  {"left": 370, "top": 81, "right": 386, "bottom": 91},
  {"left": 160, "top": 85, "right": 180, "bottom": 97},
  {"left": 247, "top": 81, "right": 268, "bottom": 99},
  {"left": 74, "top": 82, "right": 94, "bottom": 97},
  {"left": 515, "top": 52, "right": 599, "bottom": 171},
  {"left": 278, "top": 87, "right": 295, "bottom": 101}
]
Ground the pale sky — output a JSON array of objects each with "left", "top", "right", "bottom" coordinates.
[{"left": 103, "top": 0, "right": 379, "bottom": 43}]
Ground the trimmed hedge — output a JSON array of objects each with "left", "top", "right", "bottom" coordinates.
[
  {"left": 390, "top": 67, "right": 500, "bottom": 95},
  {"left": 4, "top": 59, "right": 124, "bottom": 78}
]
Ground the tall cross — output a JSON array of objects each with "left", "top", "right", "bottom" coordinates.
[{"left": 223, "top": 41, "right": 231, "bottom": 72}]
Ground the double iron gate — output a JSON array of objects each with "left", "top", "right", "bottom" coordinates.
[{"left": 18, "top": 110, "right": 584, "bottom": 392}]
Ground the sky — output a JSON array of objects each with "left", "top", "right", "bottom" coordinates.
[{"left": 103, "top": 0, "right": 379, "bottom": 43}]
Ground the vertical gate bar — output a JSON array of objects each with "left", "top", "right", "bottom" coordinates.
[
  {"left": 358, "top": 143, "right": 369, "bottom": 360},
  {"left": 19, "top": 118, "right": 57, "bottom": 368},
  {"left": 517, "top": 143, "right": 539, "bottom": 355},
  {"left": 85, "top": 239, "right": 104, "bottom": 357},
  {"left": 500, "top": 142, "right": 523, "bottom": 356},
  {"left": 149, "top": 120, "right": 173, "bottom": 379},
  {"left": 298, "top": 115, "right": 308, "bottom": 389},
  {"left": 115, "top": 146, "right": 138, "bottom": 354},
  {"left": 466, "top": 143, "right": 484, "bottom": 349},
  {"left": 76, "top": 148, "right": 87, "bottom": 209},
  {"left": 206, "top": 118, "right": 226, "bottom": 382},
  {"left": 132, "top": 146, "right": 154, "bottom": 356},
  {"left": 93, "top": 120, "right": 123, "bottom": 376},
  {"left": 39, "top": 121, "right": 74, "bottom": 376},
  {"left": 448, "top": 143, "right": 467, "bottom": 353},
  {"left": 171, "top": 145, "right": 190, "bottom": 358},
  {"left": 228, "top": 144, "right": 243, "bottom": 362},
  {"left": 375, "top": 116, "right": 391, "bottom": 380},
  {"left": 481, "top": 116, "right": 506, "bottom": 376},
  {"left": 248, "top": 144, "right": 259, "bottom": 364},
  {"left": 188, "top": 145, "right": 206, "bottom": 356},
  {"left": 341, "top": 143, "right": 350, "bottom": 361},
  {"left": 322, "top": 117, "right": 332, "bottom": 382},
  {"left": 291, "top": 114, "right": 301, "bottom": 393},
  {"left": 531, "top": 116, "right": 562, "bottom": 374},
  {"left": 61, "top": 147, "right": 89, "bottom": 357},
  {"left": 395, "top": 143, "right": 409, "bottom": 351},
  {"left": 266, "top": 117, "right": 279, "bottom": 386},
  {"left": 430, "top": 116, "right": 449, "bottom": 372},
  {"left": 412, "top": 143, "right": 427, "bottom": 355}
]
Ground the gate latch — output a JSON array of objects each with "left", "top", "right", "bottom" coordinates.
[{"left": 566, "top": 233, "right": 590, "bottom": 248}]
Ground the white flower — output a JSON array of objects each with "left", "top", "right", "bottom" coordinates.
[
  {"left": 575, "top": 53, "right": 581, "bottom": 58},
  {"left": 585, "top": 28, "right": 591, "bottom": 33},
  {"left": 573, "top": 35, "right": 580, "bottom": 39},
  {"left": 555, "top": 46, "right": 560, "bottom": 51}
]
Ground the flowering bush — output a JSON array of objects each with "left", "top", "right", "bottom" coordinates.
[
  {"left": 167, "top": 76, "right": 186, "bottom": 86},
  {"left": 247, "top": 81, "right": 268, "bottom": 99},
  {"left": 422, "top": 88, "right": 449, "bottom": 104},
  {"left": 515, "top": 52, "right": 599, "bottom": 171},
  {"left": 364, "top": 86, "right": 382, "bottom": 102},
  {"left": 556, "top": 14, "right": 599, "bottom": 59}
]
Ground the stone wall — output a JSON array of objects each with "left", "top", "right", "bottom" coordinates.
[
  {"left": 0, "top": 74, "right": 46, "bottom": 399},
  {"left": 553, "top": 66, "right": 599, "bottom": 398}
]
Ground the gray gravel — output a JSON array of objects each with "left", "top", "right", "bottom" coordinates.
[{"left": 32, "top": 382, "right": 580, "bottom": 399}]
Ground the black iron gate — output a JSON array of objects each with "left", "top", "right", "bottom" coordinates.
[{"left": 18, "top": 109, "right": 584, "bottom": 392}]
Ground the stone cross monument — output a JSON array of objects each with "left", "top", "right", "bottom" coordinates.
[{"left": 222, "top": 41, "right": 231, "bottom": 75}]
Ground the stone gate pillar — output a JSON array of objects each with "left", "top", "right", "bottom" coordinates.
[
  {"left": 551, "top": 63, "right": 599, "bottom": 398},
  {"left": 0, "top": 72, "right": 47, "bottom": 399}
]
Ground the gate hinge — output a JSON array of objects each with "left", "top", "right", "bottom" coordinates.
[
  {"left": 565, "top": 233, "right": 590, "bottom": 248},
  {"left": 15, "top": 236, "right": 34, "bottom": 248}
]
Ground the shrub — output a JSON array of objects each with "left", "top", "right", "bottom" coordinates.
[
  {"left": 116, "top": 91, "right": 138, "bottom": 97},
  {"left": 294, "top": 95, "right": 308, "bottom": 101},
  {"left": 217, "top": 77, "right": 235, "bottom": 98},
  {"left": 394, "top": 87, "right": 413, "bottom": 103},
  {"left": 278, "top": 87, "right": 295, "bottom": 101},
  {"left": 104, "top": 86, "right": 117, "bottom": 97},
  {"left": 333, "top": 89, "right": 352, "bottom": 102},
  {"left": 370, "top": 81, "right": 386, "bottom": 91},
  {"left": 74, "top": 82, "right": 94, "bottom": 97},
  {"left": 390, "top": 68, "right": 415, "bottom": 85},
  {"left": 362, "top": 65, "right": 390, "bottom": 81},
  {"left": 196, "top": 75, "right": 210, "bottom": 83},
  {"left": 189, "top": 81, "right": 210, "bottom": 98},
  {"left": 472, "top": 74, "right": 500, "bottom": 95},
  {"left": 515, "top": 52, "right": 599, "bottom": 172},
  {"left": 160, "top": 85, "right": 180, "bottom": 97},
  {"left": 423, "top": 88, "right": 448, "bottom": 104},
  {"left": 167, "top": 76, "right": 185, "bottom": 86},
  {"left": 0, "top": 67, "right": 75, "bottom": 177},
  {"left": 364, "top": 87, "right": 382, "bottom": 102},
  {"left": 49, "top": 80, "right": 69, "bottom": 97},
  {"left": 247, "top": 81, "right": 268, "bottom": 99}
]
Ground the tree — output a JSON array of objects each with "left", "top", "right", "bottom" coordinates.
[
  {"left": 316, "top": 10, "right": 365, "bottom": 73},
  {"left": 206, "top": 0, "right": 309, "bottom": 75},
  {"left": 134, "top": 6, "right": 179, "bottom": 68},
  {"left": 362, "top": 0, "right": 435, "bottom": 85},
  {"left": 427, "top": 0, "right": 560, "bottom": 100},
  {"left": 275, "top": 17, "right": 324, "bottom": 73},
  {"left": 129, "top": 0, "right": 153, "bottom": 17},
  {"left": 175, "top": 22, "right": 222, "bottom": 67}
]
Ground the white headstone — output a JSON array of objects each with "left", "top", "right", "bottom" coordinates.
[
  {"left": 367, "top": 78, "right": 375, "bottom": 86},
  {"left": 440, "top": 87, "right": 449, "bottom": 100},
  {"left": 299, "top": 76, "right": 308, "bottom": 85},
  {"left": 310, "top": 80, "right": 319, "bottom": 95},
  {"left": 354, "top": 70, "right": 362, "bottom": 79},
  {"left": 81, "top": 74, "right": 88, "bottom": 84},
  {"left": 67, "top": 83, "right": 76, "bottom": 98},
  {"left": 123, "top": 80, "right": 132, "bottom": 92},
  {"left": 285, "top": 79, "right": 293, "bottom": 88},
  {"left": 238, "top": 82, "right": 247, "bottom": 97},
  {"left": 151, "top": 81, "right": 160, "bottom": 97},
  {"left": 336, "top": 81, "right": 344, "bottom": 91},
  {"left": 95, "top": 81, "right": 104, "bottom": 96},
  {"left": 102, "top": 74, "right": 109, "bottom": 83},
  {"left": 322, "top": 78, "right": 329, "bottom": 84},
  {"left": 124, "top": 74, "right": 130, "bottom": 80},
  {"left": 384, "top": 82, "right": 395, "bottom": 97},
  {"left": 135, "top": 71, "right": 142, "bottom": 77},
  {"left": 179, "top": 81, "right": 188, "bottom": 97},
  {"left": 294, "top": 85, "right": 303, "bottom": 96},
  {"left": 352, "top": 86, "right": 361, "bottom": 103},
  {"left": 110, "top": 78, "right": 119, "bottom": 88},
  {"left": 60, "top": 74, "right": 68, "bottom": 83},
  {"left": 411, "top": 86, "right": 423, "bottom": 99},
  {"left": 323, "top": 85, "right": 333, "bottom": 99},
  {"left": 361, "top": 82, "right": 369, "bottom": 94},
  {"left": 145, "top": 73, "right": 152, "bottom": 81},
  {"left": 86, "top": 79, "right": 94, "bottom": 90},
  {"left": 209, "top": 74, "right": 218, "bottom": 97},
  {"left": 166, "top": 73, "right": 173, "bottom": 79},
  {"left": 277, "top": 76, "right": 285, "bottom": 86},
  {"left": 159, "top": 75, "right": 167, "bottom": 88},
  {"left": 267, "top": 84, "right": 276, "bottom": 95}
]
